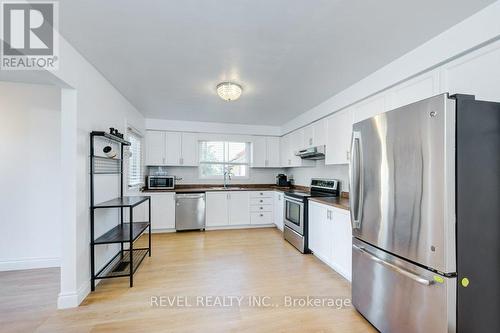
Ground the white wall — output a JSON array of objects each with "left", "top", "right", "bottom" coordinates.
[
  {"left": 279, "top": 2, "right": 500, "bottom": 193},
  {"left": 0, "top": 82, "right": 62, "bottom": 271},
  {"left": 47, "top": 37, "right": 146, "bottom": 309},
  {"left": 154, "top": 166, "right": 282, "bottom": 185},
  {"left": 285, "top": 162, "right": 349, "bottom": 192},
  {"left": 146, "top": 118, "right": 280, "bottom": 136},
  {"left": 281, "top": 1, "right": 500, "bottom": 134}
]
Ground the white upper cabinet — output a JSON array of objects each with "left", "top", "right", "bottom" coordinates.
[
  {"left": 251, "top": 136, "right": 267, "bottom": 167},
  {"left": 280, "top": 134, "right": 291, "bottom": 167},
  {"left": 313, "top": 119, "right": 327, "bottom": 146},
  {"left": 325, "top": 108, "right": 353, "bottom": 165},
  {"left": 165, "top": 131, "right": 182, "bottom": 165},
  {"left": 145, "top": 130, "right": 198, "bottom": 166},
  {"left": 251, "top": 136, "right": 281, "bottom": 168},
  {"left": 386, "top": 72, "right": 438, "bottom": 111},
  {"left": 303, "top": 124, "right": 314, "bottom": 148},
  {"left": 289, "top": 129, "right": 305, "bottom": 167},
  {"left": 352, "top": 95, "right": 386, "bottom": 124},
  {"left": 181, "top": 132, "right": 198, "bottom": 166},
  {"left": 266, "top": 137, "right": 281, "bottom": 168},
  {"left": 145, "top": 131, "right": 166, "bottom": 165},
  {"left": 302, "top": 120, "right": 327, "bottom": 148},
  {"left": 280, "top": 130, "right": 315, "bottom": 168}
]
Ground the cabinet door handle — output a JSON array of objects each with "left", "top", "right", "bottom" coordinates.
[
  {"left": 162, "top": 157, "right": 166, "bottom": 164},
  {"left": 260, "top": 214, "right": 263, "bottom": 217},
  {"left": 346, "top": 151, "right": 350, "bottom": 161},
  {"left": 309, "top": 138, "right": 313, "bottom": 146},
  {"left": 260, "top": 199, "right": 263, "bottom": 203},
  {"left": 180, "top": 157, "right": 183, "bottom": 165},
  {"left": 260, "top": 207, "right": 263, "bottom": 210}
]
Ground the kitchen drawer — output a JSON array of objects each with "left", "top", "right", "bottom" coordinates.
[
  {"left": 250, "top": 204, "right": 273, "bottom": 213},
  {"left": 250, "top": 191, "right": 274, "bottom": 198},
  {"left": 250, "top": 211, "right": 273, "bottom": 225},
  {"left": 250, "top": 197, "right": 273, "bottom": 206}
]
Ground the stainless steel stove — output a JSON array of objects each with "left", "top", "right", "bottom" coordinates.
[{"left": 283, "top": 178, "right": 339, "bottom": 253}]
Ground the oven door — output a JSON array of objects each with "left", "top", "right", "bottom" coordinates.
[{"left": 284, "top": 196, "right": 304, "bottom": 235}]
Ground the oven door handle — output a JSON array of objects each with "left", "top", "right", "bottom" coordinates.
[{"left": 284, "top": 197, "right": 304, "bottom": 206}]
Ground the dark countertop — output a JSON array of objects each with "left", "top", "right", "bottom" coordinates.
[
  {"left": 308, "top": 196, "right": 350, "bottom": 211},
  {"left": 142, "top": 184, "right": 293, "bottom": 193}
]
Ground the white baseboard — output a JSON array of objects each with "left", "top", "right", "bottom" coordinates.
[
  {"left": 205, "top": 224, "right": 276, "bottom": 231},
  {"left": 57, "top": 281, "right": 90, "bottom": 309},
  {"left": 149, "top": 228, "right": 176, "bottom": 234},
  {"left": 0, "top": 257, "right": 60, "bottom": 271},
  {"left": 311, "top": 252, "right": 351, "bottom": 282}
]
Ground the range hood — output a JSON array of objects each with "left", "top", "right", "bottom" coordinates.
[{"left": 295, "top": 145, "right": 325, "bottom": 160}]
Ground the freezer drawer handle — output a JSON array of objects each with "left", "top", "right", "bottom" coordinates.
[{"left": 353, "top": 244, "right": 433, "bottom": 286}]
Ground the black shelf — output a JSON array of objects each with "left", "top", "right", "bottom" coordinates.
[
  {"left": 92, "top": 155, "right": 122, "bottom": 161},
  {"left": 95, "top": 248, "right": 149, "bottom": 279},
  {"left": 93, "top": 196, "right": 151, "bottom": 209},
  {"left": 91, "top": 131, "right": 131, "bottom": 145},
  {"left": 94, "top": 222, "right": 150, "bottom": 244},
  {"left": 90, "top": 131, "right": 151, "bottom": 291}
]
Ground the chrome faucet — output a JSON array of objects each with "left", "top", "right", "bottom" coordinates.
[{"left": 223, "top": 167, "right": 232, "bottom": 189}]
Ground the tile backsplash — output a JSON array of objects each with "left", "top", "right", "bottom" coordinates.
[
  {"left": 285, "top": 160, "right": 349, "bottom": 193},
  {"left": 149, "top": 160, "right": 349, "bottom": 192}
]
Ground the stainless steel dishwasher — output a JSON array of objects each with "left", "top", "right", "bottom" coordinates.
[{"left": 175, "top": 193, "right": 206, "bottom": 231}]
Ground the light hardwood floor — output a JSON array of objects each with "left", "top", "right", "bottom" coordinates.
[{"left": 0, "top": 228, "right": 375, "bottom": 333}]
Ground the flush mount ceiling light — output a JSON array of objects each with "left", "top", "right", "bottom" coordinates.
[{"left": 216, "top": 81, "right": 243, "bottom": 101}]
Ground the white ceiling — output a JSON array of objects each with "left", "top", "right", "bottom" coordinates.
[{"left": 58, "top": 0, "right": 494, "bottom": 125}]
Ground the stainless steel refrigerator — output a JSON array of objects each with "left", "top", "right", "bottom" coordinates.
[{"left": 349, "top": 93, "right": 500, "bottom": 333}]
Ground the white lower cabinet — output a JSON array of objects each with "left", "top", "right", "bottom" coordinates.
[
  {"left": 308, "top": 202, "right": 332, "bottom": 262},
  {"left": 308, "top": 201, "right": 352, "bottom": 281},
  {"left": 228, "top": 192, "right": 250, "bottom": 225},
  {"left": 150, "top": 193, "right": 176, "bottom": 230},
  {"left": 161, "top": 190, "right": 282, "bottom": 229},
  {"left": 274, "top": 192, "right": 284, "bottom": 231},
  {"left": 249, "top": 191, "right": 274, "bottom": 225},
  {"left": 206, "top": 192, "right": 229, "bottom": 227},
  {"left": 329, "top": 208, "right": 352, "bottom": 281}
]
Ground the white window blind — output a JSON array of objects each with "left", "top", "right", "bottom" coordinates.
[
  {"left": 127, "top": 127, "right": 143, "bottom": 187},
  {"left": 199, "top": 141, "right": 249, "bottom": 179}
]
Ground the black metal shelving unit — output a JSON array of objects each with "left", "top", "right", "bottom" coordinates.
[{"left": 90, "top": 131, "right": 151, "bottom": 291}]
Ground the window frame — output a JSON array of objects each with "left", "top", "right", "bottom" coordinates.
[
  {"left": 127, "top": 126, "right": 144, "bottom": 188},
  {"left": 198, "top": 141, "right": 251, "bottom": 180}
]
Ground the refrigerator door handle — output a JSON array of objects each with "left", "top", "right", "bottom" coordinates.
[
  {"left": 353, "top": 244, "right": 434, "bottom": 286},
  {"left": 349, "top": 131, "right": 363, "bottom": 229}
]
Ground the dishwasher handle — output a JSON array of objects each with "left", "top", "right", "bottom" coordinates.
[{"left": 176, "top": 193, "right": 205, "bottom": 200}]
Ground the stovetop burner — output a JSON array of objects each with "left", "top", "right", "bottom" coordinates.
[
  {"left": 284, "top": 190, "right": 334, "bottom": 199},
  {"left": 284, "top": 179, "right": 340, "bottom": 200}
]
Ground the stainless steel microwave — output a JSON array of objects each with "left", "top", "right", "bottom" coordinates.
[{"left": 147, "top": 176, "right": 175, "bottom": 189}]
